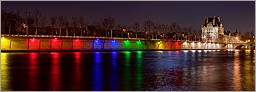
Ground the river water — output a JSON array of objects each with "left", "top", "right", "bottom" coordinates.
[{"left": 1, "top": 50, "right": 255, "bottom": 91}]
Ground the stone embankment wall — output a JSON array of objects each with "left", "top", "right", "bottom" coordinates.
[{"left": 1, "top": 36, "right": 225, "bottom": 51}]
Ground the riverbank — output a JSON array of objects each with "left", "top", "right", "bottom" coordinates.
[{"left": 2, "top": 49, "right": 251, "bottom": 52}]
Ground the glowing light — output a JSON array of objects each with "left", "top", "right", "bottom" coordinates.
[
  {"left": 191, "top": 50, "right": 196, "bottom": 52},
  {"left": 157, "top": 51, "right": 163, "bottom": 53},
  {"left": 52, "top": 38, "right": 58, "bottom": 42},
  {"left": 183, "top": 50, "right": 188, "bottom": 53},
  {"left": 95, "top": 39, "right": 99, "bottom": 42},
  {"left": 198, "top": 50, "right": 202, "bottom": 52},
  {"left": 137, "top": 51, "right": 142, "bottom": 54},
  {"left": 111, "top": 52, "right": 118, "bottom": 65},
  {"left": 227, "top": 49, "right": 233, "bottom": 51},
  {"left": 136, "top": 40, "right": 142, "bottom": 49},
  {"left": 95, "top": 38, "right": 100, "bottom": 43},
  {"left": 30, "top": 38, "right": 35, "bottom": 42},
  {"left": 111, "top": 40, "right": 116, "bottom": 42},
  {"left": 123, "top": 40, "right": 131, "bottom": 48},
  {"left": 137, "top": 51, "right": 142, "bottom": 59},
  {"left": 74, "top": 52, "right": 81, "bottom": 63}
]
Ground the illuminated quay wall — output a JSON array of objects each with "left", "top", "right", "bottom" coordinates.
[{"left": 1, "top": 36, "right": 225, "bottom": 51}]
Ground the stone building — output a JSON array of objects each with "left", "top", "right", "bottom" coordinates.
[{"left": 201, "top": 16, "right": 224, "bottom": 42}]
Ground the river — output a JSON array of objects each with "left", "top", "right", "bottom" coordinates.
[{"left": 1, "top": 50, "right": 255, "bottom": 91}]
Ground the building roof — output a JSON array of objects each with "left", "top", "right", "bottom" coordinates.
[{"left": 203, "top": 16, "right": 222, "bottom": 27}]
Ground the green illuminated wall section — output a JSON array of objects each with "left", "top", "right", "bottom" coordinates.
[
  {"left": 136, "top": 40, "right": 143, "bottom": 49},
  {"left": 122, "top": 40, "right": 131, "bottom": 49}
]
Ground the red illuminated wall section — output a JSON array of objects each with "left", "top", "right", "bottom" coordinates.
[
  {"left": 51, "top": 39, "right": 62, "bottom": 50},
  {"left": 29, "top": 38, "right": 40, "bottom": 50},
  {"left": 73, "top": 39, "right": 84, "bottom": 50}
]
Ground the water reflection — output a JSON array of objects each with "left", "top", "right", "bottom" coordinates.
[
  {"left": 136, "top": 51, "right": 143, "bottom": 90},
  {"left": 73, "top": 52, "right": 82, "bottom": 90},
  {"left": 1, "top": 50, "right": 255, "bottom": 91},
  {"left": 93, "top": 52, "right": 102, "bottom": 90},
  {"left": 243, "top": 55, "right": 254, "bottom": 90},
  {"left": 123, "top": 51, "right": 131, "bottom": 90},
  {"left": 28, "top": 53, "right": 38, "bottom": 90},
  {"left": 111, "top": 52, "right": 118, "bottom": 90},
  {"left": 232, "top": 59, "right": 241, "bottom": 90},
  {"left": 1, "top": 53, "right": 10, "bottom": 90},
  {"left": 50, "top": 52, "right": 61, "bottom": 90}
]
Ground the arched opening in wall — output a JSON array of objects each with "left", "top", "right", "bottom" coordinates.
[
  {"left": 235, "top": 45, "right": 246, "bottom": 50},
  {"left": 222, "top": 44, "right": 227, "bottom": 47},
  {"left": 250, "top": 43, "right": 255, "bottom": 50}
]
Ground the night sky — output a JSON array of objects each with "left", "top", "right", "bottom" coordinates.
[{"left": 2, "top": 1, "right": 255, "bottom": 33}]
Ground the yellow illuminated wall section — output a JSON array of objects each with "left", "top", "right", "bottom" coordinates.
[{"left": 1, "top": 37, "right": 11, "bottom": 50}]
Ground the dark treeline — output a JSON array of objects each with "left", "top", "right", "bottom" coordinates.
[{"left": 2, "top": 10, "right": 252, "bottom": 41}]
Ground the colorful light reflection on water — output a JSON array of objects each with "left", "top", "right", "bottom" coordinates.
[{"left": 1, "top": 50, "right": 255, "bottom": 91}]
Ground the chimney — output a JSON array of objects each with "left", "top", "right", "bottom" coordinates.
[
  {"left": 205, "top": 16, "right": 208, "bottom": 24},
  {"left": 213, "top": 16, "right": 216, "bottom": 26}
]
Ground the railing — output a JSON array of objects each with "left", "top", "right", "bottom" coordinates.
[{"left": 1, "top": 34, "right": 149, "bottom": 40}]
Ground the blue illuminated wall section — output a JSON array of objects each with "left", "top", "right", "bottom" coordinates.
[{"left": 93, "top": 39, "right": 104, "bottom": 50}]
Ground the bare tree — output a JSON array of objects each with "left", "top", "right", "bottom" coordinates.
[
  {"left": 158, "top": 24, "right": 168, "bottom": 39},
  {"left": 143, "top": 20, "right": 155, "bottom": 39},
  {"left": 16, "top": 10, "right": 23, "bottom": 36},
  {"left": 72, "top": 17, "right": 78, "bottom": 36},
  {"left": 24, "top": 11, "right": 35, "bottom": 35},
  {"left": 33, "top": 10, "right": 42, "bottom": 35},
  {"left": 4, "top": 11, "right": 20, "bottom": 36},
  {"left": 50, "top": 17, "right": 57, "bottom": 35},
  {"left": 63, "top": 17, "right": 69, "bottom": 36},
  {"left": 102, "top": 16, "right": 115, "bottom": 37},
  {"left": 39, "top": 16, "right": 47, "bottom": 35},
  {"left": 132, "top": 22, "right": 140, "bottom": 38},
  {"left": 78, "top": 16, "right": 86, "bottom": 36},
  {"left": 58, "top": 16, "right": 64, "bottom": 36}
]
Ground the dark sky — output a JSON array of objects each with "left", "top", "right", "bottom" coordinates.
[{"left": 2, "top": 1, "right": 255, "bottom": 33}]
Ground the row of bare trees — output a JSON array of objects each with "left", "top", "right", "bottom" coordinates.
[{"left": 2, "top": 10, "right": 201, "bottom": 41}]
